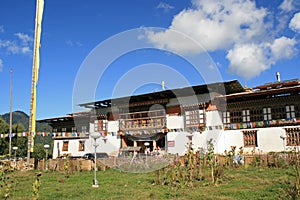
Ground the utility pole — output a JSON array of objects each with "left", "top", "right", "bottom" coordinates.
[{"left": 9, "top": 68, "right": 12, "bottom": 157}]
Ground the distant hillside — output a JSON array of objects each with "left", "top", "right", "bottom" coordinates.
[{"left": 0, "top": 111, "right": 52, "bottom": 132}]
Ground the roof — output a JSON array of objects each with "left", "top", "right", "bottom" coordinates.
[
  {"left": 225, "top": 79, "right": 300, "bottom": 99},
  {"left": 37, "top": 115, "right": 74, "bottom": 123},
  {"left": 79, "top": 80, "right": 244, "bottom": 109},
  {"left": 253, "top": 79, "right": 299, "bottom": 90}
]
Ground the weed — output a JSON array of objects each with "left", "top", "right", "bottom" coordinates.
[
  {"left": 0, "top": 162, "right": 15, "bottom": 199},
  {"left": 32, "top": 172, "right": 42, "bottom": 200}
]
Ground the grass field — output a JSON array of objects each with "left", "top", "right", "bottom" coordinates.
[{"left": 6, "top": 166, "right": 295, "bottom": 200}]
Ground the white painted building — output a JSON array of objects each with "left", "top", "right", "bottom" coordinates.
[{"left": 41, "top": 79, "right": 300, "bottom": 158}]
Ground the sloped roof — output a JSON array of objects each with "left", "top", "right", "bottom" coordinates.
[{"left": 79, "top": 80, "right": 244, "bottom": 109}]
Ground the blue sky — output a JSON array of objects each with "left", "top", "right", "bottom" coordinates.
[{"left": 0, "top": 0, "right": 300, "bottom": 120}]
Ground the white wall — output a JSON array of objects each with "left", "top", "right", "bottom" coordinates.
[
  {"left": 206, "top": 110, "right": 223, "bottom": 127},
  {"left": 108, "top": 121, "right": 119, "bottom": 132},
  {"left": 167, "top": 132, "right": 190, "bottom": 155},
  {"left": 222, "top": 126, "right": 295, "bottom": 154},
  {"left": 52, "top": 138, "right": 89, "bottom": 158},
  {"left": 94, "top": 135, "right": 120, "bottom": 156},
  {"left": 222, "top": 130, "right": 244, "bottom": 153},
  {"left": 166, "top": 115, "right": 184, "bottom": 129},
  {"left": 52, "top": 135, "right": 121, "bottom": 158},
  {"left": 256, "top": 127, "right": 286, "bottom": 152},
  {"left": 166, "top": 125, "right": 298, "bottom": 156}
]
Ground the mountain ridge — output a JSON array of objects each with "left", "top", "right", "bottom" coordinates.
[{"left": 0, "top": 111, "right": 52, "bottom": 132}]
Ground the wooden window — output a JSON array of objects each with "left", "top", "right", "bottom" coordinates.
[
  {"left": 285, "top": 128, "right": 300, "bottom": 146},
  {"left": 185, "top": 109, "right": 205, "bottom": 127},
  {"left": 62, "top": 141, "right": 69, "bottom": 151},
  {"left": 119, "top": 109, "right": 166, "bottom": 131},
  {"left": 286, "top": 105, "right": 295, "bottom": 119},
  {"left": 223, "top": 112, "right": 230, "bottom": 125},
  {"left": 78, "top": 140, "right": 85, "bottom": 151},
  {"left": 94, "top": 120, "right": 107, "bottom": 131},
  {"left": 242, "top": 110, "right": 250, "bottom": 123},
  {"left": 273, "top": 106, "right": 285, "bottom": 119},
  {"left": 81, "top": 126, "right": 87, "bottom": 132},
  {"left": 263, "top": 107, "right": 272, "bottom": 121},
  {"left": 231, "top": 111, "right": 242, "bottom": 123},
  {"left": 243, "top": 130, "right": 257, "bottom": 147}
]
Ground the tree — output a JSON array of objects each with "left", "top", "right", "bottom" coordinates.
[
  {"left": 12, "top": 136, "right": 27, "bottom": 158},
  {"left": 0, "top": 118, "right": 9, "bottom": 134},
  {"left": 32, "top": 143, "right": 46, "bottom": 169},
  {"left": 0, "top": 118, "right": 9, "bottom": 156},
  {"left": 12, "top": 123, "right": 26, "bottom": 133},
  {"left": 0, "top": 139, "right": 8, "bottom": 156}
]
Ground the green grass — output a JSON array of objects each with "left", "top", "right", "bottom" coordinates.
[{"left": 7, "top": 166, "right": 294, "bottom": 200}]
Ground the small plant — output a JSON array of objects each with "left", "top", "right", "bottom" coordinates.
[
  {"left": 185, "top": 143, "right": 196, "bottom": 182},
  {"left": 291, "top": 148, "right": 300, "bottom": 198},
  {"left": 280, "top": 147, "right": 300, "bottom": 199},
  {"left": 64, "top": 159, "right": 70, "bottom": 178},
  {"left": 225, "top": 146, "right": 236, "bottom": 167},
  {"left": 0, "top": 163, "right": 15, "bottom": 199},
  {"left": 196, "top": 147, "right": 205, "bottom": 180},
  {"left": 32, "top": 172, "right": 42, "bottom": 200},
  {"left": 252, "top": 155, "right": 262, "bottom": 167},
  {"left": 207, "top": 139, "right": 217, "bottom": 185}
]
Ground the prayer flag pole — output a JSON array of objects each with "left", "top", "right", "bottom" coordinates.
[{"left": 27, "top": 0, "right": 44, "bottom": 164}]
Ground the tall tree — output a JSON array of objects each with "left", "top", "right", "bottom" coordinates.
[
  {"left": 0, "top": 117, "right": 9, "bottom": 134},
  {"left": 0, "top": 118, "right": 9, "bottom": 155},
  {"left": 12, "top": 123, "right": 26, "bottom": 133}
]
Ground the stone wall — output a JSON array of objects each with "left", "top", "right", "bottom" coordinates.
[{"left": 37, "top": 158, "right": 109, "bottom": 171}]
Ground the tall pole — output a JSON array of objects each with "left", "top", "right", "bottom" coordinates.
[
  {"left": 9, "top": 68, "right": 12, "bottom": 157},
  {"left": 27, "top": 0, "right": 44, "bottom": 164}
]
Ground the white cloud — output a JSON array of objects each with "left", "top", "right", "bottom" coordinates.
[
  {"left": 289, "top": 12, "right": 300, "bottom": 32},
  {"left": 0, "top": 32, "right": 33, "bottom": 55},
  {"left": 270, "top": 37, "right": 297, "bottom": 60},
  {"left": 0, "top": 40, "right": 11, "bottom": 48},
  {"left": 147, "top": 0, "right": 268, "bottom": 54},
  {"left": 227, "top": 43, "right": 270, "bottom": 79},
  {"left": 279, "top": 0, "right": 294, "bottom": 12},
  {"left": 157, "top": 2, "right": 174, "bottom": 12},
  {"left": 66, "top": 40, "right": 82, "bottom": 47},
  {"left": 146, "top": 0, "right": 298, "bottom": 80},
  {"left": 0, "top": 58, "right": 3, "bottom": 72},
  {"left": 227, "top": 37, "right": 297, "bottom": 79},
  {"left": 14, "top": 33, "right": 33, "bottom": 45}
]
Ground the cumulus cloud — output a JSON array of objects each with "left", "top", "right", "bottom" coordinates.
[
  {"left": 227, "top": 37, "right": 297, "bottom": 79},
  {"left": 270, "top": 37, "right": 297, "bottom": 60},
  {"left": 156, "top": 2, "right": 174, "bottom": 12},
  {"left": 289, "top": 12, "right": 300, "bottom": 33},
  {"left": 147, "top": 0, "right": 268, "bottom": 53},
  {"left": 145, "top": 0, "right": 298, "bottom": 80},
  {"left": 14, "top": 33, "right": 33, "bottom": 45},
  {"left": 0, "top": 58, "right": 3, "bottom": 72},
  {"left": 227, "top": 43, "right": 270, "bottom": 79},
  {"left": 279, "top": 0, "right": 294, "bottom": 12},
  {"left": 0, "top": 32, "right": 33, "bottom": 54}
]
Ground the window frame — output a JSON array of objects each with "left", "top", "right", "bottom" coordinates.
[
  {"left": 243, "top": 130, "right": 258, "bottom": 147},
  {"left": 62, "top": 141, "right": 69, "bottom": 151}
]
